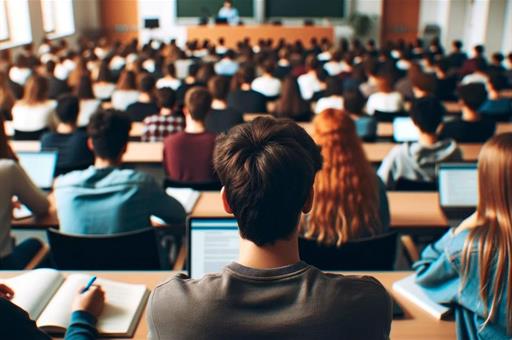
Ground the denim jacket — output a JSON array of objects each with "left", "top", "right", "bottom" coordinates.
[{"left": 413, "top": 228, "right": 510, "bottom": 340}]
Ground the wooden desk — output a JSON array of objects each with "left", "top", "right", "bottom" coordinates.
[
  {"left": 0, "top": 270, "right": 454, "bottom": 340},
  {"left": 187, "top": 25, "right": 334, "bottom": 49},
  {"left": 378, "top": 122, "right": 512, "bottom": 138}
]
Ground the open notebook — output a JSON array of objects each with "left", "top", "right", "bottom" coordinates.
[
  {"left": 392, "top": 274, "right": 452, "bottom": 320},
  {"left": 1, "top": 269, "right": 149, "bottom": 337},
  {"left": 166, "top": 188, "right": 200, "bottom": 213}
]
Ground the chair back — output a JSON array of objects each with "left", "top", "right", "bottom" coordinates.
[
  {"left": 394, "top": 178, "right": 437, "bottom": 191},
  {"left": 47, "top": 228, "right": 161, "bottom": 270},
  {"left": 374, "top": 110, "right": 408, "bottom": 122},
  {"left": 299, "top": 232, "right": 398, "bottom": 271},
  {"left": 164, "top": 178, "right": 222, "bottom": 191}
]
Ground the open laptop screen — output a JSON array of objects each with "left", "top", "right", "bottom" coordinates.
[
  {"left": 189, "top": 218, "right": 240, "bottom": 279},
  {"left": 393, "top": 117, "right": 419, "bottom": 142},
  {"left": 438, "top": 163, "right": 478, "bottom": 208},
  {"left": 17, "top": 151, "right": 58, "bottom": 190}
]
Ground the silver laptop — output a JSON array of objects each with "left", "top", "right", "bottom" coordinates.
[
  {"left": 393, "top": 117, "right": 419, "bottom": 143},
  {"left": 438, "top": 163, "right": 478, "bottom": 221},
  {"left": 17, "top": 151, "right": 58, "bottom": 190},
  {"left": 187, "top": 217, "right": 240, "bottom": 279}
]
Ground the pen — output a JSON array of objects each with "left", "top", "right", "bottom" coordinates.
[{"left": 80, "top": 276, "right": 97, "bottom": 294}]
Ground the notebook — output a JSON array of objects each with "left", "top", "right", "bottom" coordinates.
[
  {"left": 392, "top": 274, "right": 452, "bottom": 320},
  {"left": 392, "top": 117, "right": 419, "bottom": 142},
  {"left": 188, "top": 217, "right": 240, "bottom": 279},
  {"left": 438, "top": 162, "right": 478, "bottom": 221},
  {"left": 1, "top": 269, "right": 149, "bottom": 337},
  {"left": 166, "top": 188, "right": 200, "bottom": 214},
  {"left": 17, "top": 151, "right": 58, "bottom": 190}
]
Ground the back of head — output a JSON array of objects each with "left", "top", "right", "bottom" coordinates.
[
  {"left": 138, "top": 74, "right": 156, "bottom": 93},
  {"left": 56, "top": 94, "right": 79, "bottom": 124},
  {"left": 76, "top": 74, "right": 95, "bottom": 100},
  {"left": 22, "top": 75, "right": 49, "bottom": 105},
  {"left": 185, "top": 86, "right": 212, "bottom": 121},
  {"left": 344, "top": 90, "right": 366, "bottom": 115},
  {"left": 410, "top": 96, "right": 445, "bottom": 134},
  {"left": 156, "top": 87, "right": 176, "bottom": 110},
  {"left": 324, "top": 77, "right": 343, "bottom": 97},
  {"left": 375, "top": 73, "right": 393, "bottom": 93},
  {"left": 188, "top": 63, "right": 200, "bottom": 78},
  {"left": 458, "top": 83, "right": 488, "bottom": 110},
  {"left": 116, "top": 70, "right": 137, "bottom": 90},
  {"left": 236, "top": 65, "right": 256, "bottom": 85},
  {"left": 46, "top": 60, "right": 56, "bottom": 74},
  {"left": 214, "top": 117, "right": 322, "bottom": 246},
  {"left": 165, "top": 62, "right": 176, "bottom": 77},
  {"left": 453, "top": 40, "right": 463, "bottom": 50},
  {"left": 274, "top": 76, "right": 308, "bottom": 118},
  {"left": 261, "top": 59, "right": 276, "bottom": 74},
  {"left": 411, "top": 72, "right": 437, "bottom": 94},
  {"left": 87, "top": 109, "right": 132, "bottom": 161},
  {"left": 208, "top": 75, "right": 230, "bottom": 101},
  {"left": 97, "top": 61, "right": 113, "bottom": 83}
]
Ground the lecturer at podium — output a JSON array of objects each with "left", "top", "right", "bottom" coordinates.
[{"left": 217, "top": 0, "right": 240, "bottom": 25}]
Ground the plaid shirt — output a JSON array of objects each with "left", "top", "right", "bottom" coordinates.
[{"left": 142, "top": 114, "right": 185, "bottom": 142}]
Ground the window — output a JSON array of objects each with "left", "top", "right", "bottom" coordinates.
[
  {"left": 0, "top": 0, "right": 9, "bottom": 41},
  {"left": 44, "top": 0, "right": 75, "bottom": 39},
  {"left": 41, "top": 0, "right": 56, "bottom": 33}
]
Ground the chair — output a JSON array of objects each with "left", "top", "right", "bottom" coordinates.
[
  {"left": 46, "top": 228, "right": 162, "bottom": 270},
  {"left": 299, "top": 232, "right": 398, "bottom": 271},
  {"left": 164, "top": 178, "right": 222, "bottom": 191},
  {"left": 394, "top": 178, "right": 437, "bottom": 191},
  {"left": 374, "top": 110, "right": 408, "bottom": 122}
]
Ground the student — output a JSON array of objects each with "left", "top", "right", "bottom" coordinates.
[
  {"left": 439, "top": 83, "right": 496, "bottom": 143},
  {"left": 163, "top": 87, "right": 217, "bottom": 182},
  {"left": 54, "top": 109, "right": 186, "bottom": 234},
  {"left": 111, "top": 70, "right": 140, "bottom": 111},
  {"left": 0, "top": 282, "right": 105, "bottom": 339},
  {"left": 45, "top": 60, "right": 71, "bottom": 100},
  {"left": 126, "top": 74, "right": 159, "bottom": 122},
  {"left": 148, "top": 117, "right": 392, "bottom": 339},
  {"left": 214, "top": 50, "right": 238, "bottom": 77},
  {"left": 0, "top": 118, "right": 49, "bottom": 269},
  {"left": 315, "top": 77, "right": 344, "bottom": 114},
  {"left": 156, "top": 62, "right": 181, "bottom": 91},
  {"left": 75, "top": 74, "right": 102, "bottom": 128},
  {"left": 344, "top": 89, "right": 378, "bottom": 141},
  {"left": 8, "top": 55, "right": 32, "bottom": 86},
  {"left": 414, "top": 133, "right": 512, "bottom": 339},
  {"left": 447, "top": 40, "right": 467, "bottom": 69},
  {"left": 142, "top": 88, "right": 184, "bottom": 142},
  {"left": 434, "top": 58, "right": 458, "bottom": 101},
  {"left": 205, "top": 76, "right": 243, "bottom": 134},
  {"left": 297, "top": 55, "right": 326, "bottom": 101},
  {"left": 251, "top": 59, "right": 281, "bottom": 100},
  {"left": 378, "top": 97, "right": 462, "bottom": 189},
  {"left": 479, "top": 74, "right": 512, "bottom": 121},
  {"left": 217, "top": 0, "right": 240, "bottom": 25},
  {"left": 273, "top": 76, "right": 313, "bottom": 122},
  {"left": 366, "top": 74, "right": 404, "bottom": 116},
  {"left": 461, "top": 45, "right": 487, "bottom": 76},
  {"left": 461, "top": 59, "right": 489, "bottom": 85},
  {"left": 41, "top": 95, "right": 94, "bottom": 174},
  {"left": 305, "top": 109, "right": 390, "bottom": 245},
  {"left": 227, "top": 66, "right": 267, "bottom": 113},
  {"left": 175, "top": 63, "right": 201, "bottom": 105},
  {"left": 92, "top": 60, "right": 116, "bottom": 101},
  {"left": 12, "top": 75, "right": 57, "bottom": 140}
]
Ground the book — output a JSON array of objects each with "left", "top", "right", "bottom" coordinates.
[
  {"left": 392, "top": 274, "right": 452, "bottom": 320},
  {"left": 166, "top": 187, "right": 200, "bottom": 213},
  {"left": 1, "top": 269, "right": 149, "bottom": 337}
]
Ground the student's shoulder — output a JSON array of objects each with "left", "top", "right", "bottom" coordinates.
[{"left": 151, "top": 272, "right": 224, "bottom": 305}]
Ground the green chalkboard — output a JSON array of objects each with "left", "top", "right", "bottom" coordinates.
[
  {"left": 265, "top": 0, "right": 345, "bottom": 18},
  {"left": 177, "top": 0, "right": 254, "bottom": 18}
]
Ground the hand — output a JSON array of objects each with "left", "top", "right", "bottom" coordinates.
[
  {"left": 0, "top": 284, "right": 14, "bottom": 300},
  {"left": 72, "top": 285, "right": 105, "bottom": 318}
]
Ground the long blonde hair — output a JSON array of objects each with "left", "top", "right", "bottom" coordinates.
[
  {"left": 463, "top": 133, "right": 512, "bottom": 331},
  {"left": 306, "top": 109, "right": 383, "bottom": 246}
]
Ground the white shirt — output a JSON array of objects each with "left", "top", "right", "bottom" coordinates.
[
  {"left": 297, "top": 72, "right": 323, "bottom": 101},
  {"left": 54, "top": 63, "right": 71, "bottom": 81},
  {"left": 323, "top": 61, "right": 344, "bottom": 76},
  {"left": 111, "top": 90, "right": 140, "bottom": 111},
  {"left": 156, "top": 77, "right": 182, "bottom": 91},
  {"left": 218, "top": 7, "right": 240, "bottom": 24},
  {"left": 461, "top": 72, "right": 489, "bottom": 85},
  {"left": 366, "top": 92, "right": 404, "bottom": 115},
  {"left": 77, "top": 99, "right": 102, "bottom": 127},
  {"left": 12, "top": 100, "right": 57, "bottom": 132},
  {"left": 214, "top": 58, "right": 239, "bottom": 76},
  {"left": 252, "top": 76, "right": 281, "bottom": 98},
  {"left": 9, "top": 67, "right": 32, "bottom": 86},
  {"left": 175, "top": 59, "right": 193, "bottom": 79},
  {"left": 110, "top": 56, "right": 126, "bottom": 71},
  {"left": 93, "top": 82, "right": 116, "bottom": 100},
  {"left": 315, "top": 96, "right": 344, "bottom": 114}
]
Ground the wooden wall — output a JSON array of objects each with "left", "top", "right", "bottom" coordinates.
[{"left": 99, "top": 0, "right": 138, "bottom": 42}]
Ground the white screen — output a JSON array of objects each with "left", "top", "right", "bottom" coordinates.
[
  {"left": 393, "top": 117, "right": 419, "bottom": 142},
  {"left": 439, "top": 165, "right": 478, "bottom": 207},
  {"left": 17, "top": 152, "right": 57, "bottom": 189},
  {"left": 190, "top": 219, "right": 240, "bottom": 279}
]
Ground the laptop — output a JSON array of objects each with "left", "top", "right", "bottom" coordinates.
[
  {"left": 17, "top": 151, "right": 58, "bottom": 191},
  {"left": 438, "top": 163, "right": 478, "bottom": 221},
  {"left": 392, "top": 117, "right": 419, "bottom": 143},
  {"left": 188, "top": 217, "right": 240, "bottom": 279}
]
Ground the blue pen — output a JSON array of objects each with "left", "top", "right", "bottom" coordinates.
[{"left": 80, "top": 276, "right": 97, "bottom": 294}]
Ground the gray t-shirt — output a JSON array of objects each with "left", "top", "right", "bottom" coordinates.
[{"left": 148, "top": 261, "right": 392, "bottom": 340}]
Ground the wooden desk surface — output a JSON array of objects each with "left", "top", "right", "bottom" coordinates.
[{"left": 0, "top": 270, "right": 454, "bottom": 340}]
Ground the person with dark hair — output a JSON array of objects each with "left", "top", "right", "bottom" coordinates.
[
  {"left": 411, "top": 71, "right": 437, "bottom": 99},
  {"left": 297, "top": 54, "right": 326, "bottom": 100},
  {"left": 434, "top": 58, "right": 458, "bottom": 101},
  {"left": 344, "top": 89, "right": 378, "bottom": 141},
  {"left": 176, "top": 62, "right": 201, "bottom": 105},
  {"left": 205, "top": 76, "right": 243, "bottom": 133},
  {"left": 378, "top": 97, "right": 462, "bottom": 189},
  {"left": 488, "top": 52, "right": 505, "bottom": 74},
  {"left": 479, "top": 74, "right": 512, "bottom": 121},
  {"left": 315, "top": 77, "right": 344, "bottom": 113},
  {"left": 214, "top": 49, "right": 238, "bottom": 76},
  {"left": 227, "top": 66, "right": 267, "bottom": 113},
  {"left": 439, "top": 83, "right": 496, "bottom": 143},
  {"left": 273, "top": 76, "right": 313, "bottom": 122},
  {"left": 461, "top": 58, "right": 489, "bottom": 85},
  {"left": 461, "top": 45, "right": 487, "bottom": 76},
  {"left": 45, "top": 60, "right": 70, "bottom": 99},
  {"left": 111, "top": 70, "right": 140, "bottom": 110},
  {"left": 126, "top": 74, "right": 159, "bottom": 122},
  {"left": 41, "top": 95, "right": 94, "bottom": 174},
  {"left": 93, "top": 60, "right": 116, "bottom": 101},
  {"left": 447, "top": 40, "right": 467, "bottom": 69},
  {"left": 251, "top": 59, "right": 281, "bottom": 99},
  {"left": 163, "top": 87, "right": 217, "bottom": 182},
  {"left": 54, "top": 109, "right": 186, "bottom": 234},
  {"left": 142, "top": 88, "right": 184, "bottom": 142},
  {"left": 156, "top": 62, "right": 181, "bottom": 90},
  {"left": 366, "top": 73, "right": 404, "bottom": 115},
  {"left": 148, "top": 116, "right": 392, "bottom": 339},
  {"left": 75, "top": 73, "right": 102, "bottom": 127}
]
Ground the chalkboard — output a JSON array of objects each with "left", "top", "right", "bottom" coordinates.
[
  {"left": 265, "top": 0, "right": 345, "bottom": 18},
  {"left": 177, "top": 0, "right": 254, "bottom": 18}
]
